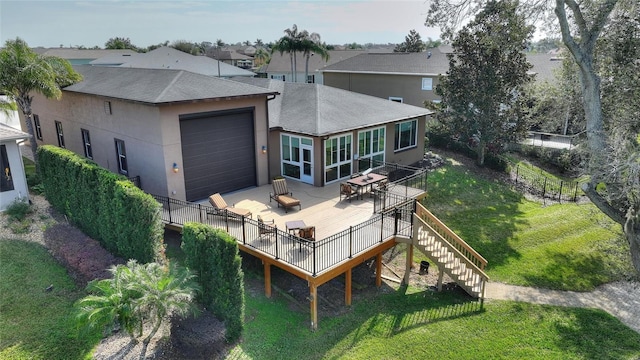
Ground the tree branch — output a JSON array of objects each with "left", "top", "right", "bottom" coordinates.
[{"left": 581, "top": 183, "right": 626, "bottom": 226}]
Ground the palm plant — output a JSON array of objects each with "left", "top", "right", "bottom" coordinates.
[
  {"left": 253, "top": 48, "right": 270, "bottom": 68},
  {"left": 75, "top": 260, "right": 200, "bottom": 360},
  {"left": 0, "top": 38, "right": 82, "bottom": 171},
  {"left": 272, "top": 24, "right": 309, "bottom": 82},
  {"left": 301, "top": 32, "right": 330, "bottom": 83}
]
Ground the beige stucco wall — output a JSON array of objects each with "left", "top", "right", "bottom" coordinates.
[
  {"left": 26, "top": 92, "right": 270, "bottom": 201},
  {"left": 323, "top": 73, "right": 441, "bottom": 107}
]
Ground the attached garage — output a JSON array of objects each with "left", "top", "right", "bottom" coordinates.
[{"left": 180, "top": 108, "right": 256, "bottom": 201}]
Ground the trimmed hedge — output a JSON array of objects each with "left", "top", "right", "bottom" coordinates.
[
  {"left": 37, "top": 145, "right": 164, "bottom": 263},
  {"left": 181, "top": 222, "right": 244, "bottom": 342}
]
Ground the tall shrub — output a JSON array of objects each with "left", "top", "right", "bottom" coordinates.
[
  {"left": 182, "top": 222, "right": 244, "bottom": 342},
  {"left": 37, "top": 145, "right": 164, "bottom": 263}
]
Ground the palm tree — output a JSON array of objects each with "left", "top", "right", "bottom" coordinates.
[
  {"left": 253, "top": 48, "right": 270, "bottom": 68},
  {"left": 76, "top": 260, "right": 200, "bottom": 360},
  {"left": 301, "top": 33, "right": 330, "bottom": 83},
  {"left": 0, "top": 38, "right": 82, "bottom": 171},
  {"left": 272, "top": 24, "right": 308, "bottom": 82}
]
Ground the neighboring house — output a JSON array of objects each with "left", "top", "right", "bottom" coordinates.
[
  {"left": 207, "top": 47, "right": 255, "bottom": 69},
  {"left": 23, "top": 65, "right": 278, "bottom": 202},
  {"left": 0, "top": 123, "right": 30, "bottom": 211},
  {"left": 32, "top": 48, "right": 138, "bottom": 65},
  {"left": 0, "top": 95, "right": 21, "bottom": 130},
  {"left": 90, "top": 47, "right": 255, "bottom": 78},
  {"left": 321, "top": 49, "right": 450, "bottom": 107},
  {"left": 321, "top": 47, "right": 563, "bottom": 107},
  {"left": 232, "top": 78, "right": 433, "bottom": 186},
  {"left": 259, "top": 50, "right": 368, "bottom": 84}
]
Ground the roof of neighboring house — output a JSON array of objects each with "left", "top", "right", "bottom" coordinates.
[
  {"left": 91, "top": 47, "right": 255, "bottom": 77},
  {"left": 207, "top": 49, "right": 253, "bottom": 61},
  {"left": 64, "top": 66, "right": 278, "bottom": 105},
  {"left": 231, "top": 78, "right": 433, "bottom": 136},
  {"left": 0, "top": 123, "right": 30, "bottom": 142},
  {"left": 321, "top": 47, "right": 563, "bottom": 81},
  {"left": 321, "top": 49, "right": 450, "bottom": 76},
  {"left": 260, "top": 50, "right": 367, "bottom": 73},
  {"left": 32, "top": 48, "right": 138, "bottom": 59}
]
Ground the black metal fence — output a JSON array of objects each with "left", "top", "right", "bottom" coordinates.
[
  {"left": 510, "top": 163, "right": 582, "bottom": 202},
  {"left": 152, "top": 194, "right": 414, "bottom": 276},
  {"left": 127, "top": 175, "right": 142, "bottom": 189}
]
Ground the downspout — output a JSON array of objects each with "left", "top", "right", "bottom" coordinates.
[{"left": 265, "top": 94, "right": 277, "bottom": 182}]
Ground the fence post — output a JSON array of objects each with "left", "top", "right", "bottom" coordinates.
[
  {"left": 559, "top": 180, "right": 564, "bottom": 203},
  {"left": 542, "top": 177, "right": 547, "bottom": 199},
  {"left": 168, "top": 198, "right": 173, "bottom": 224},
  {"left": 349, "top": 226, "right": 353, "bottom": 258},
  {"left": 393, "top": 208, "right": 399, "bottom": 237},
  {"left": 198, "top": 204, "right": 203, "bottom": 223},
  {"left": 574, "top": 182, "right": 578, "bottom": 202},
  {"left": 241, "top": 216, "right": 246, "bottom": 244},
  {"left": 515, "top": 164, "right": 519, "bottom": 183},
  {"left": 312, "top": 241, "right": 317, "bottom": 276},
  {"left": 275, "top": 231, "right": 279, "bottom": 260}
]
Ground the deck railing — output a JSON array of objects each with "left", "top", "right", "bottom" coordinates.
[{"left": 152, "top": 194, "right": 415, "bottom": 276}]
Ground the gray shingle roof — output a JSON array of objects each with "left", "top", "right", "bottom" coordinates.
[
  {"left": 39, "top": 48, "right": 138, "bottom": 60},
  {"left": 232, "top": 78, "right": 432, "bottom": 136},
  {"left": 106, "top": 47, "right": 255, "bottom": 77},
  {"left": 65, "top": 66, "right": 278, "bottom": 104},
  {"left": 322, "top": 47, "right": 562, "bottom": 81},
  {"left": 0, "top": 123, "right": 30, "bottom": 142}
]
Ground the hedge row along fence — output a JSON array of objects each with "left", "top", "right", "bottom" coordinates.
[
  {"left": 37, "top": 145, "right": 164, "bottom": 263},
  {"left": 181, "top": 222, "right": 244, "bottom": 342}
]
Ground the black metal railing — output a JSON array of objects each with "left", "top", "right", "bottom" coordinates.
[
  {"left": 151, "top": 194, "right": 415, "bottom": 276},
  {"left": 510, "top": 163, "right": 582, "bottom": 202}
]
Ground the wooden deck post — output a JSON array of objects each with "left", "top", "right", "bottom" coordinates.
[
  {"left": 403, "top": 244, "right": 412, "bottom": 285},
  {"left": 375, "top": 252, "right": 382, "bottom": 287},
  {"left": 310, "top": 283, "right": 318, "bottom": 330},
  {"left": 345, "top": 269, "right": 352, "bottom": 306},
  {"left": 437, "top": 264, "right": 444, "bottom": 291},
  {"left": 264, "top": 262, "right": 272, "bottom": 298}
]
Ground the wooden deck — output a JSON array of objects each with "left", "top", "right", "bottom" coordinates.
[{"left": 157, "top": 179, "right": 425, "bottom": 329}]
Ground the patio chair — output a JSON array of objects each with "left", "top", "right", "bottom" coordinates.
[
  {"left": 340, "top": 182, "right": 359, "bottom": 202},
  {"left": 208, "top": 193, "right": 252, "bottom": 219},
  {"left": 297, "top": 226, "right": 315, "bottom": 252},
  {"left": 269, "top": 178, "right": 301, "bottom": 213},
  {"left": 257, "top": 215, "right": 277, "bottom": 241}
]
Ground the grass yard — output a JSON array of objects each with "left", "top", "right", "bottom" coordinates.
[
  {"left": 230, "top": 280, "right": 640, "bottom": 359},
  {"left": 0, "top": 239, "right": 101, "bottom": 360},
  {"left": 423, "top": 162, "right": 635, "bottom": 291}
]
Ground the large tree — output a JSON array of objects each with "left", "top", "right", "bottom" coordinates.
[
  {"left": 301, "top": 32, "right": 330, "bottom": 83},
  {"left": 0, "top": 38, "right": 82, "bottom": 170},
  {"left": 394, "top": 29, "right": 426, "bottom": 52},
  {"left": 426, "top": 0, "right": 640, "bottom": 273},
  {"left": 436, "top": 0, "right": 533, "bottom": 166},
  {"left": 105, "top": 36, "right": 138, "bottom": 51}
]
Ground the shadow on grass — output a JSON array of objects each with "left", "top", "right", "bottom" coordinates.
[
  {"left": 424, "top": 163, "right": 527, "bottom": 268},
  {"left": 523, "top": 251, "right": 610, "bottom": 291}
]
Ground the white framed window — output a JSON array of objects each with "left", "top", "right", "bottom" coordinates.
[
  {"left": 394, "top": 119, "right": 417, "bottom": 151},
  {"left": 357, "top": 127, "right": 385, "bottom": 172},
  {"left": 55, "top": 121, "right": 65, "bottom": 148},
  {"left": 421, "top": 77, "right": 433, "bottom": 91},
  {"left": 307, "top": 74, "right": 315, "bottom": 83},
  {"left": 271, "top": 74, "right": 286, "bottom": 81},
  {"left": 324, "top": 134, "right": 352, "bottom": 183},
  {"left": 33, "top": 114, "right": 42, "bottom": 140},
  {"left": 81, "top": 129, "right": 93, "bottom": 159},
  {"left": 114, "top": 138, "right": 128, "bottom": 175},
  {"left": 389, "top": 97, "right": 403, "bottom": 103},
  {"left": 0, "top": 145, "right": 14, "bottom": 192}
]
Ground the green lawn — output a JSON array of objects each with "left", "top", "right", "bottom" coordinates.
[
  {"left": 423, "top": 163, "right": 634, "bottom": 290},
  {"left": 0, "top": 240, "right": 101, "bottom": 360},
  {"left": 230, "top": 280, "right": 640, "bottom": 359}
]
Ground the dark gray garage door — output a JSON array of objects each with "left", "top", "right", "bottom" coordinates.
[{"left": 180, "top": 109, "right": 256, "bottom": 201}]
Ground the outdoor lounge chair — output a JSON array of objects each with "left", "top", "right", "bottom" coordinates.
[
  {"left": 208, "top": 193, "right": 252, "bottom": 219},
  {"left": 257, "top": 215, "right": 277, "bottom": 241},
  {"left": 269, "top": 178, "right": 301, "bottom": 213},
  {"left": 297, "top": 226, "right": 316, "bottom": 252},
  {"left": 340, "top": 182, "right": 359, "bottom": 202}
]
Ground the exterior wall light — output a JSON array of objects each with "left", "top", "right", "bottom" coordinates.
[
  {"left": 261, "top": 145, "right": 267, "bottom": 154},
  {"left": 172, "top": 163, "right": 179, "bottom": 173}
]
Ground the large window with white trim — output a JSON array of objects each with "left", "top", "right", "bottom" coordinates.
[
  {"left": 33, "top": 114, "right": 42, "bottom": 140},
  {"left": 55, "top": 121, "right": 65, "bottom": 148},
  {"left": 281, "top": 134, "right": 300, "bottom": 179},
  {"left": 324, "top": 134, "right": 352, "bottom": 183},
  {"left": 114, "top": 138, "right": 128, "bottom": 175},
  {"left": 358, "top": 127, "right": 385, "bottom": 171},
  {"left": 394, "top": 119, "right": 417, "bottom": 151},
  {"left": 81, "top": 129, "right": 93, "bottom": 159}
]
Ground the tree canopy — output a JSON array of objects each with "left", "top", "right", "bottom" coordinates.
[
  {"left": 104, "top": 36, "right": 138, "bottom": 51},
  {"left": 0, "top": 37, "right": 82, "bottom": 169},
  {"left": 436, "top": 0, "right": 533, "bottom": 166},
  {"left": 394, "top": 29, "right": 426, "bottom": 52}
]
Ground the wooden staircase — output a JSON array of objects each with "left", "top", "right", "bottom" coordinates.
[{"left": 402, "top": 202, "right": 489, "bottom": 298}]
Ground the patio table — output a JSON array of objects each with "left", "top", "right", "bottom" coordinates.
[
  {"left": 285, "top": 220, "right": 306, "bottom": 235},
  {"left": 347, "top": 173, "right": 388, "bottom": 200}
]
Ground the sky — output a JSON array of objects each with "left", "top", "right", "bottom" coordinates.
[{"left": 0, "top": 0, "right": 441, "bottom": 49}]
